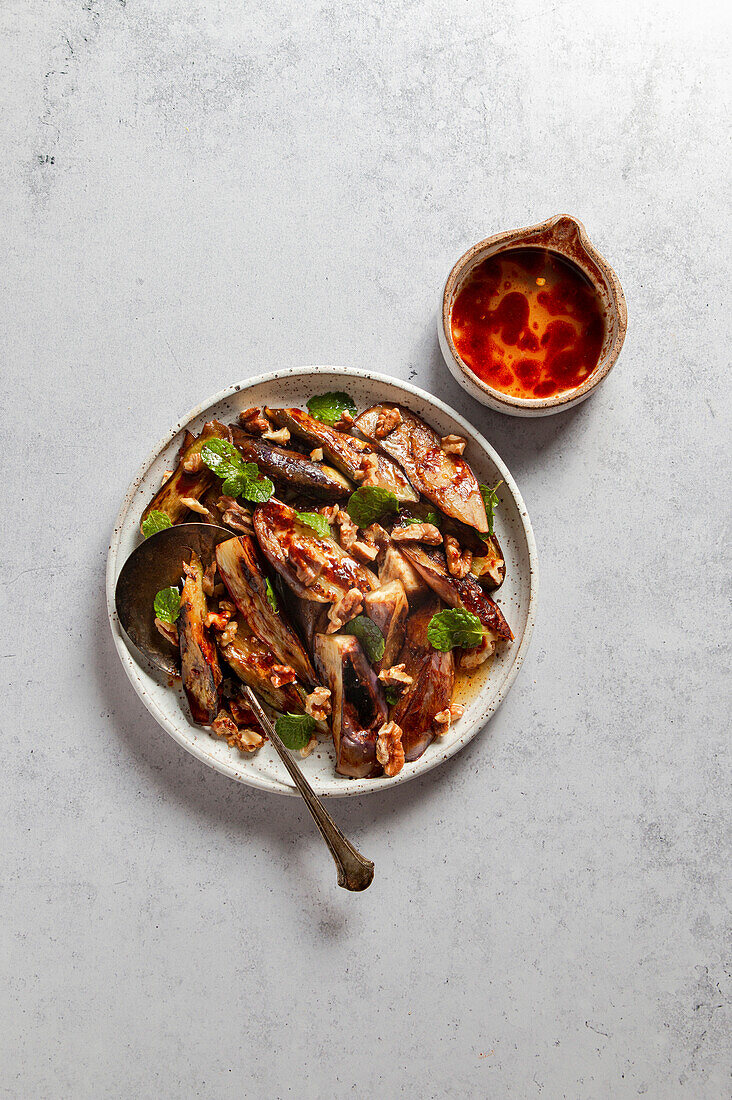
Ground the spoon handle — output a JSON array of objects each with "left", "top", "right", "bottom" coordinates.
[{"left": 242, "top": 688, "right": 375, "bottom": 892}]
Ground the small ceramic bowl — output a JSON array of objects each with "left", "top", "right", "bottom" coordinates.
[{"left": 438, "top": 215, "right": 627, "bottom": 417}]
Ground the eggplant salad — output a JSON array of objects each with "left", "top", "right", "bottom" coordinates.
[{"left": 142, "top": 392, "right": 513, "bottom": 779}]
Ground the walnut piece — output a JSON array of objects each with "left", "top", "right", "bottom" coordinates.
[
  {"left": 218, "top": 621, "right": 238, "bottom": 647},
  {"left": 262, "top": 426, "right": 290, "bottom": 445},
  {"left": 154, "top": 617, "right": 179, "bottom": 646},
  {"left": 351, "top": 540, "right": 379, "bottom": 563},
  {"left": 238, "top": 406, "right": 270, "bottom": 434},
  {"left": 334, "top": 410, "right": 355, "bottom": 429},
  {"left": 445, "top": 535, "right": 473, "bottom": 579},
  {"left": 374, "top": 406, "right": 402, "bottom": 438},
  {"left": 441, "top": 434, "right": 467, "bottom": 455},
  {"left": 327, "top": 588, "right": 364, "bottom": 633},
  {"left": 299, "top": 734, "right": 318, "bottom": 759},
  {"left": 202, "top": 560, "right": 218, "bottom": 596},
  {"left": 182, "top": 452, "right": 204, "bottom": 473},
  {"left": 211, "top": 710, "right": 264, "bottom": 754},
  {"left": 179, "top": 496, "right": 213, "bottom": 519},
  {"left": 318, "top": 503, "right": 340, "bottom": 523},
  {"left": 270, "top": 664, "right": 298, "bottom": 688},
  {"left": 458, "top": 634, "right": 495, "bottom": 669},
  {"left": 376, "top": 721, "right": 405, "bottom": 777},
  {"left": 218, "top": 497, "right": 253, "bottom": 534},
  {"left": 335, "top": 509, "right": 358, "bottom": 551},
  {"left": 160, "top": 469, "right": 173, "bottom": 485},
  {"left": 391, "top": 522, "right": 443, "bottom": 545},
  {"left": 433, "top": 703, "right": 465, "bottom": 736},
  {"left": 378, "top": 663, "right": 414, "bottom": 688},
  {"left": 292, "top": 544, "right": 325, "bottom": 588},
  {"left": 305, "top": 685, "right": 332, "bottom": 722},
  {"left": 362, "top": 523, "right": 390, "bottom": 549},
  {"left": 310, "top": 447, "right": 324, "bottom": 462},
  {"left": 354, "top": 453, "right": 380, "bottom": 486}
]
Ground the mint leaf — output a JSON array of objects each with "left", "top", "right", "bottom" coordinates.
[
  {"left": 341, "top": 614, "right": 385, "bottom": 663},
  {"left": 479, "top": 480, "right": 503, "bottom": 537},
  {"left": 221, "top": 473, "right": 248, "bottom": 498},
  {"left": 427, "top": 609, "right": 483, "bottom": 652},
  {"left": 241, "top": 473, "right": 274, "bottom": 503},
  {"left": 275, "top": 712, "right": 316, "bottom": 750},
  {"left": 306, "top": 391, "right": 357, "bottom": 427},
  {"left": 201, "top": 438, "right": 244, "bottom": 480},
  {"left": 141, "top": 511, "right": 173, "bottom": 538},
  {"left": 346, "top": 486, "right": 399, "bottom": 528},
  {"left": 401, "top": 511, "right": 441, "bottom": 528},
  {"left": 296, "top": 511, "right": 331, "bottom": 540},
  {"left": 265, "top": 577, "right": 278, "bottom": 612},
  {"left": 202, "top": 443, "right": 273, "bottom": 503},
  {"left": 384, "top": 686, "right": 400, "bottom": 705},
  {"left": 154, "top": 586, "right": 181, "bottom": 624}
]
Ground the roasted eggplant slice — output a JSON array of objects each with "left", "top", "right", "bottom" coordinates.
[
  {"left": 140, "top": 420, "right": 232, "bottom": 531},
  {"left": 178, "top": 551, "right": 222, "bottom": 724},
  {"left": 363, "top": 581, "right": 408, "bottom": 671},
  {"left": 391, "top": 597, "right": 454, "bottom": 761},
  {"left": 253, "top": 499, "right": 379, "bottom": 604},
  {"left": 277, "top": 584, "right": 330, "bottom": 651},
  {"left": 218, "top": 616, "right": 307, "bottom": 713},
  {"left": 266, "top": 407, "right": 419, "bottom": 503},
  {"left": 400, "top": 545, "right": 513, "bottom": 643},
  {"left": 355, "top": 405, "right": 488, "bottom": 534},
  {"left": 470, "top": 533, "right": 506, "bottom": 590},
  {"left": 313, "top": 633, "right": 388, "bottom": 778},
  {"left": 379, "top": 545, "right": 430, "bottom": 604},
  {"left": 215, "top": 534, "right": 316, "bottom": 685},
  {"left": 230, "top": 427, "right": 352, "bottom": 500}
]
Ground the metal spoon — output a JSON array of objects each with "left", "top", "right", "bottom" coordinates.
[{"left": 115, "top": 523, "right": 374, "bottom": 891}]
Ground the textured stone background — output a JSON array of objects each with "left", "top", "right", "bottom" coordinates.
[{"left": 1, "top": 1, "right": 729, "bottom": 1097}]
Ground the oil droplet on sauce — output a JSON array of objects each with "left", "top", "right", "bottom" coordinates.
[{"left": 451, "top": 248, "right": 605, "bottom": 400}]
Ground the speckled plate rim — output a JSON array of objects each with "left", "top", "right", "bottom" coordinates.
[{"left": 106, "top": 367, "right": 538, "bottom": 797}]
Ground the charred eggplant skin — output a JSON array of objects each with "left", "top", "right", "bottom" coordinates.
[
  {"left": 215, "top": 534, "right": 316, "bottom": 685},
  {"left": 141, "top": 421, "right": 231, "bottom": 531},
  {"left": 178, "top": 551, "right": 222, "bottom": 724},
  {"left": 254, "top": 498, "right": 379, "bottom": 604},
  {"left": 266, "top": 407, "right": 419, "bottom": 503},
  {"left": 230, "top": 427, "right": 352, "bottom": 500},
  {"left": 355, "top": 404, "right": 488, "bottom": 534},
  {"left": 313, "top": 633, "right": 387, "bottom": 778},
  {"left": 400, "top": 545, "right": 513, "bottom": 641},
  {"left": 363, "top": 581, "right": 408, "bottom": 671},
  {"left": 391, "top": 596, "right": 454, "bottom": 761}
]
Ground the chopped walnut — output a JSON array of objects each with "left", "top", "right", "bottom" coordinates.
[
  {"left": 354, "top": 453, "right": 380, "bottom": 486},
  {"left": 458, "top": 634, "right": 495, "bottom": 669},
  {"left": 441, "top": 434, "right": 467, "bottom": 455},
  {"left": 335, "top": 509, "right": 358, "bottom": 551},
  {"left": 310, "top": 447, "right": 324, "bottom": 461},
  {"left": 391, "top": 523, "right": 443, "bottom": 545},
  {"left": 211, "top": 710, "right": 264, "bottom": 753},
  {"left": 445, "top": 535, "right": 473, "bottom": 579},
  {"left": 218, "top": 620, "right": 238, "bottom": 647},
  {"left": 182, "top": 452, "right": 204, "bottom": 473},
  {"left": 318, "top": 503, "right": 340, "bottom": 523},
  {"left": 202, "top": 560, "right": 218, "bottom": 596},
  {"left": 351, "top": 540, "right": 379, "bottom": 563},
  {"left": 299, "top": 733, "right": 318, "bottom": 759},
  {"left": 378, "top": 663, "right": 414, "bottom": 688},
  {"left": 262, "top": 426, "right": 290, "bottom": 445},
  {"left": 270, "top": 664, "right": 298, "bottom": 688},
  {"left": 205, "top": 604, "right": 235, "bottom": 631},
  {"left": 179, "top": 496, "right": 213, "bottom": 519},
  {"left": 334, "top": 410, "right": 355, "bottom": 430},
  {"left": 433, "top": 703, "right": 465, "bottom": 736},
  {"left": 160, "top": 469, "right": 173, "bottom": 485},
  {"left": 374, "top": 406, "right": 402, "bottom": 438},
  {"left": 305, "top": 685, "right": 332, "bottom": 722},
  {"left": 327, "top": 588, "right": 364, "bottom": 633},
  {"left": 154, "top": 617, "right": 179, "bottom": 646},
  {"left": 362, "top": 523, "right": 390, "bottom": 549},
  {"left": 238, "top": 406, "right": 270, "bottom": 434},
  {"left": 376, "top": 721, "right": 405, "bottom": 777},
  {"left": 218, "top": 497, "right": 253, "bottom": 534},
  {"left": 292, "top": 545, "right": 325, "bottom": 588}
]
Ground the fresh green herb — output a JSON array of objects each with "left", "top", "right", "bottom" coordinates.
[
  {"left": 479, "top": 480, "right": 503, "bottom": 537},
  {"left": 296, "top": 511, "right": 331, "bottom": 540},
  {"left": 306, "top": 391, "right": 357, "bottom": 427},
  {"left": 346, "top": 486, "right": 399, "bottom": 528},
  {"left": 201, "top": 440, "right": 274, "bottom": 503},
  {"left": 275, "top": 712, "right": 316, "bottom": 750},
  {"left": 141, "top": 511, "right": 173, "bottom": 538},
  {"left": 400, "top": 510, "right": 441, "bottom": 528},
  {"left": 154, "top": 586, "right": 181, "bottom": 624},
  {"left": 341, "top": 614, "right": 385, "bottom": 664},
  {"left": 265, "top": 577, "right": 278, "bottom": 612},
  {"left": 427, "top": 609, "right": 484, "bottom": 652},
  {"left": 384, "top": 686, "right": 400, "bottom": 706}
]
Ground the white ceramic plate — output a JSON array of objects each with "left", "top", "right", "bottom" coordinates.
[{"left": 106, "top": 367, "right": 538, "bottom": 797}]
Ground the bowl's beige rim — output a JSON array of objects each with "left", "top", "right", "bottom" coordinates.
[
  {"left": 106, "top": 366, "right": 538, "bottom": 797},
  {"left": 440, "top": 214, "right": 628, "bottom": 415}
]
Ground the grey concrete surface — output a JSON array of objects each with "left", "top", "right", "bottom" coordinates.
[{"left": 1, "top": 1, "right": 730, "bottom": 1097}]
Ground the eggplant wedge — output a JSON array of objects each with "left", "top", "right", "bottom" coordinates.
[
  {"left": 313, "top": 633, "right": 388, "bottom": 778},
  {"left": 400, "top": 545, "right": 513, "bottom": 643},
  {"left": 266, "top": 407, "right": 419, "bottom": 503},
  {"left": 218, "top": 616, "right": 307, "bottom": 713},
  {"left": 215, "top": 534, "right": 316, "bottom": 685},
  {"left": 363, "top": 581, "right": 408, "bottom": 671},
  {"left": 391, "top": 597, "right": 454, "bottom": 761},
  {"left": 253, "top": 499, "right": 379, "bottom": 604},
  {"left": 354, "top": 405, "right": 488, "bottom": 534},
  {"left": 140, "top": 420, "right": 232, "bottom": 531},
  {"left": 379, "top": 545, "right": 430, "bottom": 605},
  {"left": 277, "top": 584, "right": 330, "bottom": 651},
  {"left": 230, "top": 426, "right": 352, "bottom": 500},
  {"left": 469, "top": 533, "right": 506, "bottom": 590},
  {"left": 178, "top": 551, "right": 222, "bottom": 724}
]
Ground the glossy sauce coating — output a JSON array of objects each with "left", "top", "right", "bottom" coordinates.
[{"left": 451, "top": 248, "right": 605, "bottom": 400}]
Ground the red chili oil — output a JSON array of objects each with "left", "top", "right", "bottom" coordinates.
[{"left": 450, "top": 248, "right": 606, "bottom": 400}]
